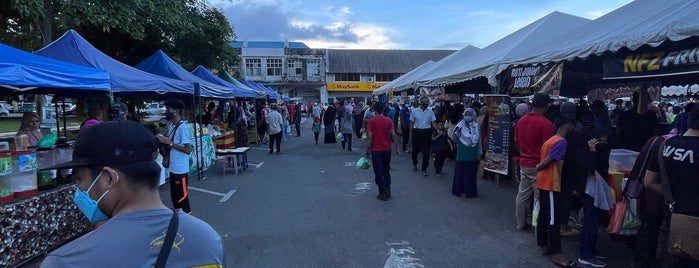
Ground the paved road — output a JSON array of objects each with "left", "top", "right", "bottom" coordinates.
[{"left": 22, "top": 118, "right": 635, "bottom": 267}]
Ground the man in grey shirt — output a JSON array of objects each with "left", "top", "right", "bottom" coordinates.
[
  {"left": 40, "top": 121, "right": 225, "bottom": 267},
  {"left": 266, "top": 103, "right": 284, "bottom": 154}
]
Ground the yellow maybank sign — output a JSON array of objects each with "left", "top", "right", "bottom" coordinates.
[{"left": 326, "top": 82, "right": 387, "bottom": 92}]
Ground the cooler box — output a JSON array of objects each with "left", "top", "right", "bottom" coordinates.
[
  {"left": 609, "top": 149, "right": 639, "bottom": 172},
  {"left": 215, "top": 132, "right": 235, "bottom": 149}
]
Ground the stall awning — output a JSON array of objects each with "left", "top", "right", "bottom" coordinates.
[{"left": 0, "top": 43, "right": 110, "bottom": 93}]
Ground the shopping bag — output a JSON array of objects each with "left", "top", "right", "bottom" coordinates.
[
  {"left": 356, "top": 156, "right": 371, "bottom": 170},
  {"left": 532, "top": 200, "right": 540, "bottom": 227},
  {"left": 38, "top": 132, "right": 57, "bottom": 148},
  {"left": 607, "top": 198, "right": 628, "bottom": 234},
  {"left": 619, "top": 202, "right": 641, "bottom": 235},
  {"left": 337, "top": 132, "right": 344, "bottom": 142}
]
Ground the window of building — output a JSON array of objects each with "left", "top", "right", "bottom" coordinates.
[
  {"left": 376, "top": 73, "right": 400, "bottom": 82},
  {"left": 288, "top": 59, "right": 303, "bottom": 76},
  {"left": 245, "top": 58, "right": 261, "bottom": 76},
  {"left": 307, "top": 60, "right": 320, "bottom": 76},
  {"left": 266, "top": 58, "right": 282, "bottom": 76},
  {"left": 335, "top": 73, "right": 360, "bottom": 81}
]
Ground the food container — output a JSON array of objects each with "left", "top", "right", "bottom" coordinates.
[
  {"left": 609, "top": 149, "right": 639, "bottom": 172},
  {"left": 10, "top": 150, "right": 38, "bottom": 198}
]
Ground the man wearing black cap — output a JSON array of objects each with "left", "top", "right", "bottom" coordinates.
[
  {"left": 514, "top": 93, "right": 553, "bottom": 231},
  {"left": 40, "top": 121, "right": 225, "bottom": 267},
  {"left": 109, "top": 102, "right": 128, "bottom": 121}
]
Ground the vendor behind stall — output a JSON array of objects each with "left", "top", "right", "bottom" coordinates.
[{"left": 16, "top": 112, "right": 43, "bottom": 147}]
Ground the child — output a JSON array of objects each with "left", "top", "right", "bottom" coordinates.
[
  {"left": 312, "top": 116, "right": 321, "bottom": 145},
  {"left": 535, "top": 117, "right": 575, "bottom": 267},
  {"left": 431, "top": 121, "right": 449, "bottom": 177}
]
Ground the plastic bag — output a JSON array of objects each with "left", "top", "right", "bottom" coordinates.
[
  {"left": 619, "top": 202, "right": 641, "bottom": 235},
  {"left": 532, "top": 200, "right": 540, "bottom": 227},
  {"left": 356, "top": 156, "right": 371, "bottom": 170},
  {"left": 337, "top": 132, "right": 344, "bottom": 142},
  {"left": 38, "top": 133, "right": 57, "bottom": 149},
  {"left": 608, "top": 198, "right": 628, "bottom": 234}
]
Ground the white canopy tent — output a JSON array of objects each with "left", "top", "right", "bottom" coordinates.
[
  {"left": 416, "top": 11, "right": 590, "bottom": 88},
  {"left": 500, "top": 0, "right": 699, "bottom": 78},
  {"left": 373, "top": 60, "right": 436, "bottom": 95}
]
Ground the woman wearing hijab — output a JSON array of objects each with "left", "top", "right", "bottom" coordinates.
[
  {"left": 451, "top": 108, "right": 481, "bottom": 198},
  {"left": 16, "top": 112, "right": 43, "bottom": 147},
  {"left": 323, "top": 103, "right": 337, "bottom": 143}
]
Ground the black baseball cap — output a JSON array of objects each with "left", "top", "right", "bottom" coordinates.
[
  {"left": 42, "top": 121, "right": 158, "bottom": 170},
  {"left": 109, "top": 102, "right": 127, "bottom": 112}
]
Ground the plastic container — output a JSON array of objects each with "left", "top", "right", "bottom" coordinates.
[
  {"left": 609, "top": 149, "right": 640, "bottom": 172},
  {"left": 10, "top": 150, "right": 38, "bottom": 198},
  {"left": 14, "top": 134, "right": 29, "bottom": 151}
]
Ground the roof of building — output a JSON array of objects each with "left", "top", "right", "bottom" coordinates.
[
  {"left": 326, "top": 49, "right": 456, "bottom": 73},
  {"left": 231, "top": 41, "right": 309, "bottom": 49}
]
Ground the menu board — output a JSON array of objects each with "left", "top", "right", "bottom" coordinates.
[{"left": 483, "top": 95, "right": 511, "bottom": 175}]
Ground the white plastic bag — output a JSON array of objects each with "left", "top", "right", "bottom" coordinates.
[{"left": 532, "top": 200, "right": 540, "bottom": 227}]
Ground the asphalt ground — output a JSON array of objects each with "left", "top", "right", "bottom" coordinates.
[{"left": 21, "top": 118, "right": 635, "bottom": 267}]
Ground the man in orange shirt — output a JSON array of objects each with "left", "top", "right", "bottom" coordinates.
[{"left": 535, "top": 117, "right": 575, "bottom": 267}]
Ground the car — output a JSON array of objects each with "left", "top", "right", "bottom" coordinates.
[
  {"left": 142, "top": 102, "right": 166, "bottom": 115},
  {"left": 0, "top": 105, "right": 8, "bottom": 116},
  {"left": 50, "top": 103, "right": 76, "bottom": 115},
  {"left": 0, "top": 101, "right": 11, "bottom": 112}
]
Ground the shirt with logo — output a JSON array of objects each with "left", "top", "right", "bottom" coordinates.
[
  {"left": 41, "top": 209, "right": 225, "bottom": 267},
  {"left": 648, "top": 135, "right": 699, "bottom": 217}
]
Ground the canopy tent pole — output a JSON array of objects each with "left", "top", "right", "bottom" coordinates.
[
  {"left": 61, "top": 98, "right": 68, "bottom": 137},
  {"left": 53, "top": 97, "right": 60, "bottom": 136},
  {"left": 192, "top": 83, "right": 203, "bottom": 181}
]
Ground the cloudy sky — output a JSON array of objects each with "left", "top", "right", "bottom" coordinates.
[{"left": 212, "top": 0, "right": 632, "bottom": 50}]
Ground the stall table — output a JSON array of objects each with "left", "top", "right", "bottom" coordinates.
[{"left": 216, "top": 147, "right": 249, "bottom": 175}]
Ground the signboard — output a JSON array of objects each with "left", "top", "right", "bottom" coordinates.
[
  {"left": 326, "top": 82, "right": 387, "bottom": 92},
  {"left": 504, "top": 62, "right": 564, "bottom": 97},
  {"left": 586, "top": 81, "right": 662, "bottom": 103},
  {"left": 603, "top": 44, "right": 699, "bottom": 80},
  {"left": 483, "top": 95, "right": 511, "bottom": 175}
]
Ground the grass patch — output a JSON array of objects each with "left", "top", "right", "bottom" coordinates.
[{"left": 0, "top": 117, "right": 81, "bottom": 134}]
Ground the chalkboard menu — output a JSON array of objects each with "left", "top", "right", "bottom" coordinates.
[{"left": 483, "top": 95, "right": 511, "bottom": 175}]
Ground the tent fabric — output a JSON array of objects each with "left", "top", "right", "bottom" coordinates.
[
  {"left": 417, "top": 11, "right": 590, "bottom": 88},
  {"left": 242, "top": 80, "right": 280, "bottom": 99},
  {"left": 0, "top": 43, "right": 110, "bottom": 92},
  {"left": 501, "top": 0, "right": 699, "bottom": 77},
  {"left": 191, "top": 65, "right": 262, "bottom": 98},
  {"left": 217, "top": 71, "right": 267, "bottom": 99},
  {"left": 34, "top": 30, "right": 193, "bottom": 96},
  {"left": 373, "top": 61, "right": 436, "bottom": 95},
  {"left": 135, "top": 50, "right": 235, "bottom": 98}
]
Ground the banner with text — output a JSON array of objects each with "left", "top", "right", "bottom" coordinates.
[
  {"left": 327, "top": 82, "right": 387, "bottom": 92},
  {"left": 504, "top": 62, "right": 563, "bottom": 97},
  {"left": 603, "top": 44, "right": 699, "bottom": 79},
  {"left": 483, "top": 95, "right": 511, "bottom": 175}
]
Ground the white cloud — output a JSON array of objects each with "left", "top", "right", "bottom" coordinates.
[{"left": 299, "top": 22, "right": 401, "bottom": 49}]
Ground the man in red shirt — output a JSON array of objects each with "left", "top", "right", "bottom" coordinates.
[
  {"left": 364, "top": 102, "right": 400, "bottom": 201},
  {"left": 514, "top": 93, "right": 553, "bottom": 230}
]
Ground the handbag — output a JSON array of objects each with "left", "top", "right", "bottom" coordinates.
[
  {"left": 658, "top": 139, "right": 699, "bottom": 260},
  {"left": 162, "top": 122, "right": 182, "bottom": 169},
  {"left": 624, "top": 136, "right": 661, "bottom": 199}
]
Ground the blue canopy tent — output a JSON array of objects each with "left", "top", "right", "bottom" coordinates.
[
  {"left": 34, "top": 30, "right": 194, "bottom": 97},
  {"left": 0, "top": 43, "right": 110, "bottom": 94},
  {"left": 217, "top": 71, "right": 266, "bottom": 99},
  {"left": 242, "top": 79, "right": 280, "bottom": 99},
  {"left": 135, "top": 51, "right": 236, "bottom": 99},
  {"left": 191, "top": 66, "right": 264, "bottom": 98}
]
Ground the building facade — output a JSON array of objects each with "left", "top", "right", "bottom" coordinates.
[{"left": 231, "top": 41, "right": 454, "bottom": 104}]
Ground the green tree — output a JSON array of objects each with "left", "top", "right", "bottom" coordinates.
[{"left": 1, "top": 0, "right": 239, "bottom": 70}]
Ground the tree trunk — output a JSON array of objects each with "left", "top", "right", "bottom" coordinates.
[{"left": 36, "top": 0, "right": 54, "bottom": 122}]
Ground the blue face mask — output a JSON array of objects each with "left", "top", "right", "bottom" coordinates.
[
  {"left": 164, "top": 111, "right": 175, "bottom": 120},
  {"left": 73, "top": 171, "right": 113, "bottom": 224},
  {"left": 463, "top": 116, "right": 474, "bottom": 123},
  {"left": 112, "top": 113, "right": 125, "bottom": 121}
]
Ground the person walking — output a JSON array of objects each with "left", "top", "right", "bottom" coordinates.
[
  {"left": 156, "top": 99, "right": 193, "bottom": 214},
  {"left": 364, "top": 102, "right": 400, "bottom": 201},
  {"left": 451, "top": 108, "right": 481, "bottom": 197},
  {"left": 340, "top": 102, "right": 355, "bottom": 152},
  {"left": 40, "top": 121, "right": 224, "bottom": 267},
  {"left": 431, "top": 121, "right": 450, "bottom": 177},
  {"left": 281, "top": 105, "right": 289, "bottom": 142},
  {"left": 266, "top": 104, "right": 283, "bottom": 154},
  {"left": 312, "top": 116, "right": 321, "bottom": 145},
  {"left": 514, "top": 93, "right": 553, "bottom": 231},
  {"left": 323, "top": 103, "right": 338, "bottom": 144},
  {"left": 294, "top": 102, "right": 302, "bottom": 137},
  {"left": 410, "top": 96, "right": 437, "bottom": 176},
  {"left": 400, "top": 101, "right": 412, "bottom": 153}
]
